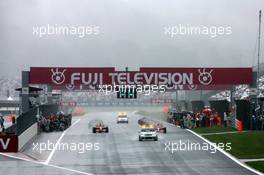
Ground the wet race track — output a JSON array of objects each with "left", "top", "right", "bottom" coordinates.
[{"left": 0, "top": 108, "right": 257, "bottom": 175}]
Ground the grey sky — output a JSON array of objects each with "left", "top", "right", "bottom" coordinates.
[{"left": 0, "top": 0, "right": 263, "bottom": 77}]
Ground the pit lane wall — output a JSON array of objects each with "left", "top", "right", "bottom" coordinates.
[
  {"left": 18, "top": 123, "right": 38, "bottom": 150},
  {"left": 0, "top": 104, "right": 59, "bottom": 152}
]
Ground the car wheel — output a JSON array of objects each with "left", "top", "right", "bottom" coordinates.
[
  {"left": 139, "top": 136, "right": 142, "bottom": 141},
  {"left": 154, "top": 136, "right": 158, "bottom": 141}
]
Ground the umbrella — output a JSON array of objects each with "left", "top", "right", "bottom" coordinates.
[{"left": 202, "top": 108, "right": 212, "bottom": 115}]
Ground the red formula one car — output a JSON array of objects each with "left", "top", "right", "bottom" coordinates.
[
  {"left": 154, "top": 123, "right": 167, "bottom": 133},
  {"left": 91, "top": 120, "right": 109, "bottom": 133}
]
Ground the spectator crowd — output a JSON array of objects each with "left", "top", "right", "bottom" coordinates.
[{"left": 167, "top": 108, "right": 229, "bottom": 129}]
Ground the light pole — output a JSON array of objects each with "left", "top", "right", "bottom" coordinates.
[{"left": 257, "top": 10, "right": 261, "bottom": 99}]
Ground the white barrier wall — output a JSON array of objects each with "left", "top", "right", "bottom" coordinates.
[{"left": 18, "top": 123, "right": 38, "bottom": 150}]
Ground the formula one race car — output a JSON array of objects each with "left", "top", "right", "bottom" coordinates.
[
  {"left": 138, "top": 117, "right": 167, "bottom": 133},
  {"left": 91, "top": 120, "right": 109, "bottom": 133},
  {"left": 155, "top": 123, "right": 167, "bottom": 133},
  {"left": 117, "top": 112, "right": 128, "bottom": 123}
]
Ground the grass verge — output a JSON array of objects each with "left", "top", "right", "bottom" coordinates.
[
  {"left": 192, "top": 125, "right": 236, "bottom": 134},
  {"left": 204, "top": 131, "right": 264, "bottom": 159},
  {"left": 193, "top": 126, "right": 264, "bottom": 173},
  {"left": 245, "top": 161, "right": 264, "bottom": 173}
]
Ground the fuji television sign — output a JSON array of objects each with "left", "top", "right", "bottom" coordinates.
[{"left": 29, "top": 67, "right": 253, "bottom": 90}]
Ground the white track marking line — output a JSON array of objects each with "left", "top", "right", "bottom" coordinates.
[
  {"left": 187, "top": 129, "right": 264, "bottom": 175},
  {"left": 200, "top": 131, "right": 248, "bottom": 136},
  {"left": 44, "top": 118, "right": 81, "bottom": 165},
  {"left": 240, "top": 158, "right": 264, "bottom": 162},
  {"left": 0, "top": 152, "right": 93, "bottom": 175}
]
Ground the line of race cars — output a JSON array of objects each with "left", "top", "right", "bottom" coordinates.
[{"left": 90, "top": 112, "right": 167, "bottom": 141}]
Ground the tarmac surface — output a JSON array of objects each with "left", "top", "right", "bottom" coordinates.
[{"left": 0, "top": 107, "right": 258, "bottom": 175}]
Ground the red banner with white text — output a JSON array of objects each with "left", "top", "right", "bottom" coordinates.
[{"left": 29, "top": 67, "right": 252, "bottom": 90}]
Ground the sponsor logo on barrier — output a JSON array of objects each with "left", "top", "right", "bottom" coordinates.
[
  {"left": 0, "top": 138, "right": 10, "bottom": 150},
  {"left": 0, "top": 135, "right": 18, "bottom": 152}
]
